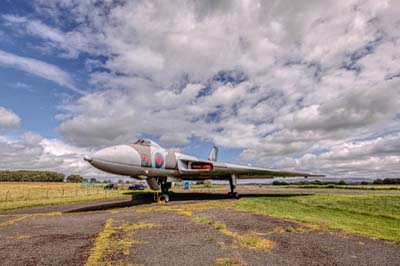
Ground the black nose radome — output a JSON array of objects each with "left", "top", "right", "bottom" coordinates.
[{"left": 83, "top": 155, "right": 93, "bottom": 162}]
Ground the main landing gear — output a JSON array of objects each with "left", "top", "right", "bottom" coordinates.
[
  {"left": 158, "top": 177, "right": 172, "bottom": 203},
  {"left": 228, "top": 174, "right": 239, "bottom": 198}
]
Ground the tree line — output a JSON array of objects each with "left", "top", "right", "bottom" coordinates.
[
  {"left": 273, "top": 178, "right": 400, "bottom": 186},
  {"left": 0, "top": 170, "right": 65, "bottom": 182},
  {"left": 0, "top": 170, "right": 85, "bottom": 183},
  {"left": 373, "top": 178, "right": 400, "bottom": 185}
]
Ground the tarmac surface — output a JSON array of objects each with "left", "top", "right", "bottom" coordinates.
[{"left": 0, "top": 190, "right": 399, "bottom": 266}]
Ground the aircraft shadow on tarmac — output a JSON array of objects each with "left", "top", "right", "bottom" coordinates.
[{"left": 64, "top": 191, "right": 313, "bottom": 213}]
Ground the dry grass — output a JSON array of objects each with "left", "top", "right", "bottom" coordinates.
[
  {"left": 193, "top": 215, "right": 276, "bottom": 251},
  {"left": 85, "top": 219, "right": 154, "bottom": 266},
  {"left": 217, "top": 226, "right": 276, "bottom": 250},
  {"left": 137, "top": 200, "right": 276, "bottom": 251},
  {"left": 6, "top": 234, "right": 31, "bottom": 240},
  {"left": 0, "top": 182, "right": 130, "bottom": 210},
  {"left": 0, "top": 215, "right": 28, "bottom": 227},
  {"left": 215, "top": 257, "right": 247, "bottom": 266},
  {"left": 136, "top": 200, "right": 234, "bottom": 216},
  {"left": 0, "top": 212, "right": 61, "bottom": 227}
]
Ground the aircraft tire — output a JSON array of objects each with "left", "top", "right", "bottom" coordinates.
[
  {"left": 161, "top": 194, "right": 169, "bottom": 202},
  {"left": 228, "top": 192, "right": 239, "bottom": 199}
]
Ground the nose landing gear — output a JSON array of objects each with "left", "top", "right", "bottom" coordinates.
[
  {"left": 158, "top": 177, "right": 172, "bottom": 203},
  {"left": 159, "top": 193, "right": 169, "bottom": 203}
]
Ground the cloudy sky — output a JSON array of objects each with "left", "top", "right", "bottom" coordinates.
[{"left": 0, "top": 0, "right": 399, "bottom": 178}]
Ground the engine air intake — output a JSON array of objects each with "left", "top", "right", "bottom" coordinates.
[{"left": 191, "top": 162, "right": 213, "bottom": 171}]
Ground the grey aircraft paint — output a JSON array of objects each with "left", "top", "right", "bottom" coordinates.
[{"left": 84, "top": 138, "right": 323, "bottom": 202}]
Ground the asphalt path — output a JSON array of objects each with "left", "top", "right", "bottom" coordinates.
[{"left": 0, "top": 190, "right": 399, "bottom": 266}]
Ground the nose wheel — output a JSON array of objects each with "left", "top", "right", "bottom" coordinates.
[
  {"left": 159, "top": 193, "right": 169, "bottom": 203},
  {"left": 158, "top": 177, "right": 171, "bottom": 203},
  {"left": 228, "top": 191, "right": 239, "bottom": 198}
]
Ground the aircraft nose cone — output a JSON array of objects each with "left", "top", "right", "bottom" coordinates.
[
  {"left": 83, "top": 155, "right": 92, "bottom": 162},
  {"left": 91, "top": 145, "right": 141, "bottom": 166}
]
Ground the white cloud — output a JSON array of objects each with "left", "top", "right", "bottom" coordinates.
[
  {"left": 278, "top": 83, "right": 400, "bottom": 132},
  {"left": 0, "top": 107, "right": 21, "bottom": 128},
  {"left": 10, "top": 82, "right": 36, "bottom": 93},
  {"left": 0, "top": 132, "right": 112, "bottom": 177},
  {"left": 272, "top": 133, "right": 400, "bottom": 178},
  {"left": 2, "top": 14, "right": 92, "bottom": 59},
  {"left": 1, "top": 0, "right": 398, "bottom": 177},
  {"left": 0, "top": 49, "right": 84, "bottom": 94}
]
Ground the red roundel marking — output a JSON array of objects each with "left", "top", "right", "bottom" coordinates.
[
  {"left": 143, "top": 155, "right": 147, "bottom": 161},
  {"left": 154, "top": 152, "right": 164, "bottom": 168},
  {"left": 156, "top": 155, "right": 163, "bottom": 165}
]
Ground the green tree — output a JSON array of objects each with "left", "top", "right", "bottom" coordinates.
[
  {"left": 203, "top": 179, "right": 212, "bottom": 188},
  {"left": 67, "top": 174, "right": 84, "bottom": 183},
  {"left": 373, "top": 178, "right": 384, "bottom": 185},
  {"left": 0, "top": 170, "right": 64, "bottom": 182},
  {"left": 90, "top": 178, "right": 97, "bottom": 183},
  {"left": 272, "top": 180, "right": 288, "bottom": 186}
]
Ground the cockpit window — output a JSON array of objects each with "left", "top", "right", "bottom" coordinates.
[
  {"left": 133, "top": 139, "right": 161, "bottom": 149},
  {"left": 134, "top": 139, "right": 151, "bottom": 146}
]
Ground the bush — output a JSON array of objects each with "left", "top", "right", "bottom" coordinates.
[
  {"left": 272, "top": 181, "right": 289, "bottom": 186},
  {"left": 204, "top": 179, "right": 212, "bottom": 188},
  {"left": 382, "top": 178, "right": 400, "bottom": 184},
  {"left": 67, "top": 174, "right": 84, "bottom": 183},
  {"left": 0, "top": 170, "right": 64, "bottom": 182}
]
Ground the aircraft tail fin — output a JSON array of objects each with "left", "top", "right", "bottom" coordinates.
[{"left": 208, "top": 145, "right": 218, "bottom": 161}]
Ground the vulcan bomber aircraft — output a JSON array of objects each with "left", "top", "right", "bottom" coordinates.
[{"left": 84, "top": 139, "right": 322, "bottom": 202}]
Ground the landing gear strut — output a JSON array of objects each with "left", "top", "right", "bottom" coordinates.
[
  {"left": 158, "top": 177, "right": 171, "bottom": 202},
  {"left": 228, "top": 174, "right": 239, "bottom": 198}
]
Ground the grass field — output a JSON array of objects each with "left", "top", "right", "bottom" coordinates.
[
  {"left": 235, "top": 193, "right": 400, "bottom": 242},
  {"left": 2, "top": 182, "right": 400, "bottom": 243},
  {"left": 0, "top": 182, "right": 132, "bottom": 211},
  {"left": 0, "top": 182, "right": 224, "bottom": 211},
  {"left": 276, "top": 185, "right": 400, "bottom": 190}
]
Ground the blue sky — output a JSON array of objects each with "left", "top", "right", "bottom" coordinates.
[{"left": 0, "top": 0, "right": 399, "bottom": 178}]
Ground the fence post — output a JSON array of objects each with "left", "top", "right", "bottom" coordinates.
[
  {"left": 6, "top": 190, "right": 9, "bottom": 201},
  {"left": 27, "top": 189, "right": 30, "bottom": 200},
  {"left": 62, "top": 189, "right": 64, "bottom": 197},
  {"left": 46, "top": 190, "right": 49, "bottom": 198}
]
